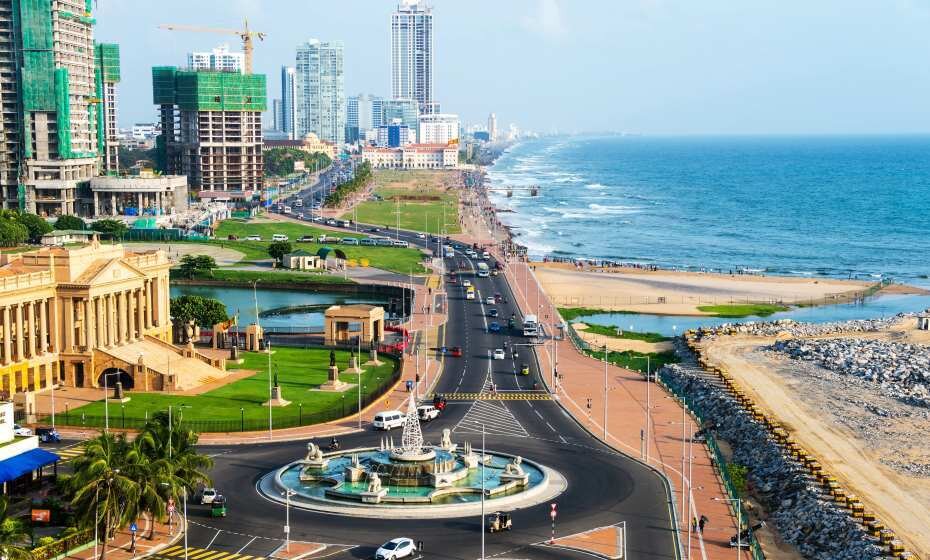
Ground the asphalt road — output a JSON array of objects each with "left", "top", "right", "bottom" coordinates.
[{"left": 177, "top": 225, "right": 679, "bottom": 559}]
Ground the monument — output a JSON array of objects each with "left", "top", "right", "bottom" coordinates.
[
  {"left": 318, "top": 349, "right": 350, "bottom": 392},
  {"left": 264, "top": 369, "right": 291, "bottom": 407}
]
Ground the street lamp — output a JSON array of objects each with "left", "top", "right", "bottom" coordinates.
[
  {"left": 282, "top": 489, "right": 297, "bottom": 552},
  {"left": 101, "top": 371, "right": 122, "bottom": 432},
  {"left": 167, "top": 403, "right": 192, "bottom": 460},
  {"left": 629, "top": 355, "right": 652, "bottom": 462},
  {"left": 715, "top": 496, "right": 743, "bottom": 559}
]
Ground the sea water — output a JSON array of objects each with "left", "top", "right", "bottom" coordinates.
[{"left": 488, "top": 135, "right": 930, "bottom": 286}]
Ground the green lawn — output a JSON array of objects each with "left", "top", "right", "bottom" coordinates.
[
  {"left": 173, "top": 269, "right": 355, "bottom": 285},
  {"left": 212, "top": 219, "right": 429, "bottom": 274},
  {"left": 696, "top": 304, "right": 789, "bottom": 318},
  {"left": 584, "top": 348, "right": 680, "bottom": 374},
  {"left": 558, "top": 307, "right": 631, "bottom": 321},
  {"left": 347, "top": 170, "right": 461, "bottom": 234},
  {"left": 576, "top": 324, "right": 670, "bottom": 343},
  {"left": 65, "top": 348, "right": 398, "bottom": 429}
]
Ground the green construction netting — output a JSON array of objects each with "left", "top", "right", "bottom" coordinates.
[
  {"left": 18, "top": 0, "right": 55, "bottom": 112},
  {"left": 95, "top": 43, "right": 120, "bottom": 83},
  {"left": 54, "top": 68, "right": 72, "bottom": 158},
  {"left": 95, "top": 67, "right": 104, "bottom": 152},
  {"left": 152, "top": 66, "right": 178, "bottom": 105},
  {"left": 173, "top": 71, "right": 267, "bottom": 112}
]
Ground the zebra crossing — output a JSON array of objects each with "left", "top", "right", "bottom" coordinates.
[
  {"left": 52, "top": 443, "right": 85, "bottom": 462},
  {"left": 152, "top": 545, "right": 266, "bottom": 560},
  {"left": 452, "top": 376, "right": 531, "bottom": 438},
  {"left": 439, "top": 392, "right": 551, "bottom": 401}
]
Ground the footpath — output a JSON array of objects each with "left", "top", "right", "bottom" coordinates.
[{"left": 455, "top": 197, "right": 748, "bottom": 560}]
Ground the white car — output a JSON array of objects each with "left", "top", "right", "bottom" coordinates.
[
  {"left": 481, "top": 251, "right": 490, "bottom": 260},
  {"left": 375, "top": 538, "right": 416, "bottom": 560},
  {"left": 417, "top": 232, "right": 426, "bottom": 239},
  {"left": 12, "top": 424, "right": 31, "bottom": 437},
  {"left": 373, "top": 410, "right": 406, "bottom": 431},
  {"left": 271, "top": 234, "right": 289, "bottom": 242},
  {"left": 245, "top": 235, "right": 262, "bottom": 241},
  {"left": 493, "top": 349, "right": 506, "bottom": 360},
  {"left": 486, "top": 296, "right": 495, "bottom": 305},
  {"left": 417, "top": 405, "right": 440, "bottom": 422},
  {"left": 462, "top": 279, "right": 472, "bottom": 287},
  {"left": 199, "top": 488, "right": 218, "bottom": 504}
]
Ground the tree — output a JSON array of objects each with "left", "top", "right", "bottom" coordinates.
[
  {"left": 0, "top": 219, "right": 28, "bottom": 247},
  {"left": 267, "top": 240, "right": 293, "bottom": 264},
  {"left": 170, "top": 295, "right": 228, "bottom": 328},
  {"left": 16, "top": 213, "right": 52, "bottom": 243},
  {"left": 177, "top": 255, "right": 216, "bottom": 279},
  {"left": 0, "top": 497, "right": 30, "bottom": 560},
  {"left": 91, "top": 219, "right": 129, "bottom": 240},
  {"left": 55, "top": 215, "right": 86, "bottom": 231}
]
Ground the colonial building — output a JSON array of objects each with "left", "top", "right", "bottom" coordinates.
[
  {"left": 0, "top": 240, "right": 224, "bottom": 398},
  {"left": 362, "top": 144, "right": 457, "bottom": 169}
]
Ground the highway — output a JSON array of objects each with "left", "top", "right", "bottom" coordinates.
[{"left": 165, "top": 216, "right": 680, "bottom": 559}]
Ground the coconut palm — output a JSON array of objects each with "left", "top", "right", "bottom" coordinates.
[{"left": 0, "top": 497, "right": 30, "bottom": 560}]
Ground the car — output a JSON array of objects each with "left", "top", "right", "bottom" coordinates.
[
  {"left": 417, "top": 232, "right": 426, "bottom": 239},
  {"left": 482, "top": 251, "right": 490, "bottom": 260},
  {"left": 449, "top": 346, "right": 463, "bottom": 357},
  {"left": 375, "top": 538, "right": 416, "bottom": 560},
  {"left": 488, "top": 322, "right": 501, "bottom": 333},
  {"left": 298, "top": 235, "right": 315, "bottom": 242},
  {"left": 245, "top": 235, "right": 262, "bottom": 241},
  {"left": 488, "top": 308, "right": 499, "bottom": 318},
  {"left": 199, "top": 487, "right": 218, "bottom": 505},
  {"left": 326, "top": 219, "right": 337, "bottom": 226},
  {"left": 12, "top": 424, "right": 31, "bottom": 437},
  {"left": 417, "top": 405, "right": 440, "bottom": 422},
  {"left": 35, "top": 427, "right": 60, "bottom": 443},
  {"left": 492, "top": 349, "right": 506, "bottom": 360},
  {"left": 271, "top": 234, "right": 289, "bottom": 241},
  {"left": 462, "top": 279, "right": 472, "bottom": 287},
  {"left": 486, "top": 296, "right": 495, "bottom": 305},
  {"left": 369, "top": 227, "right": 380, "bottom": 232},
  {"left": 373, "top": 410, "right": 406, "bottom": 431}
]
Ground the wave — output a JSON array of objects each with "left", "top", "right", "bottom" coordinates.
[
  {"left": 585, "top": 183, "right": 608, "bottom": 190},
  {"left": 588, "top": 203, "right": 642, "bottom": 215}
]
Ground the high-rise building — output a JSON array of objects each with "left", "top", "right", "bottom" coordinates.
[
  {"left": 95, "top": 43, "right": 120, "bottom": 175},
  {"left": 346, "top": 94, "right": 384, "bottom": 144},
  {"left": 488, "top": 113, "right": 498, "bottom": 141},
  {"left": 187, "top": 44, "right": 244, "bottom": 73},
  {"left": 153, "top": 67, "right": 266, "bottom": 201},
  {"left": 418, "top": 113, "right": 459, "bottom": 144},
  {"left": 280, "top": 66, "right": 297, "bottom": 139},
  {"left": 295, "top": 39, "right": 346, "bottom": 145},
  {"left": 381, "top": 98, "right": 419, "bottom": 139},
  {"left": 272, "top": 99, "right": 283, "bottom": 131},
  {"left": 0, "top": 0, "right": 104, "bottom": 215},
  {"left": 391, "top": 0, "right": 435, "bottom": 114}
]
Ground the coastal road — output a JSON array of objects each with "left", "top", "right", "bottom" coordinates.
[{"left": 183, "top": 235, "right": 679, "bottom": 559}]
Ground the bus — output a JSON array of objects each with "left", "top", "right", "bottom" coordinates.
[
  {"left": 443, "top": 245, "right": 455, "bottom": 259},
  {"left": 523, "top": 314, "right": 539, "bottom": 337},
  {"left": 476, "top": 262, "right": 490, "bottom": 277}
]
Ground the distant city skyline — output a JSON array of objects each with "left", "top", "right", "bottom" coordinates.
[{"left": 95, "top": 0, "right": 930, "bottom": 134}]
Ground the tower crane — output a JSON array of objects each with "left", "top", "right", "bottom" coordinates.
[{"left": 157, "top": 19, "right": 266, "bottom": 74}]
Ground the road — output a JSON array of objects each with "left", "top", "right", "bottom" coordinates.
[{"left": 158, "top": 224, "right": 680, "bottom": 559}]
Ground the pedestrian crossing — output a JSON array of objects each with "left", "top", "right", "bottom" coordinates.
[
  {"left": 453, "top": 378, "right": 531, "bottom": 438},
  {"left": 434, "top": 392, "right": 551, "bottom": 401},
  {"left": 53, "top": 443, "right": 85, "bottom": 462},
  {"left": 154, "top": 545, "right": 266, "bottom": 560}
]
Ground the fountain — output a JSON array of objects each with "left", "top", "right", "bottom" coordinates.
[{"left": 262, "top": 395, "right": 565, "bottom": 517}]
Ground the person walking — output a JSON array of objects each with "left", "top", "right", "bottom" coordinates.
[
  {"left": 699, "top": 515, "right": 708, "bottom": 533},
  {"left": 692, "top": 516, "right": 698, "bottom": 533}
]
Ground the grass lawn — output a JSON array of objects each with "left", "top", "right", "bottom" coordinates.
[
  {"left": 696, "top": 303, "right": 789, "bottom": 317},
  {"left": 65, "top": 348, "right": 398, "bottom": 429},
  {"left": 584, "top": 348, "right": 680, "bottom": 374},
  {"left": 212, "top": 219, "right": 429, "bottom": 274},
  {"left": 558, "top": 307, "right": 635, "bottom": 321},
  {"left": 173, "top": 269, "right": 355, "bottom": 285},
  {"left": 576, "top": 324, "right": 670, "bottom": 343},
  {"left": 347, "top": 170, "right": 461, "bottom": 234}
]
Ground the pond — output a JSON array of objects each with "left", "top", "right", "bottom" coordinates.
[
  {"left": 572, "top": 294, "right": 930, "bottom": 337},
  {"left": 170, "top": 285, "right": 391, "bottom": 329}
]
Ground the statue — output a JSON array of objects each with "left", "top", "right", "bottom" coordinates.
[
  {"left": 185, "top": 321, "right": 195, "bottom": 342},
  {"left": 504, "top": 456, "right": 524, "bottom": 476},
  {"left": 441, "top": 428, "right": 453, "bottom": 449},
  {"left": 273, "top": 370, "right": 279, "bottom": 388},
  {"left": 329, "top": 350, "right": 337, "bottom": 368},
  {"left": 305, "top": 442, "right": 324, "bottom": 462},
  {"left": 367, "top": 472, "right": 382, "bottom": 493}
]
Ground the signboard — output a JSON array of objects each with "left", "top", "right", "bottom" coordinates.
[
  {"left": 31, "top": 509, "right": 51, "bottom": 522},
  {"left": 550, "top": 503, "right": 557, "bottom": 519},
  {"left": 129, "top": 522, "right": 138, "bottom": 533}
]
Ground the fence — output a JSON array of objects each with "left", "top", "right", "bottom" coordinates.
[
  {"left": 551, "top": 291, "right": 880, "bottom": 309},
  {"left": 31, "top": 529, "right": 95, "bottom": 560},
  {"left": 658, "top": 369, "right": 766, "bottom": 560}
]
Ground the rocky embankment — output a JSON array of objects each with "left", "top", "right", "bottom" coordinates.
[
  {"left": 691, "top": 316, "right": 909, "bottom": 340},
  {"left": 769, "top": 338, "right": 930, "bottom": 408},
  {"left": 661, "top": 363, "right": 885, "bottom": 560}
]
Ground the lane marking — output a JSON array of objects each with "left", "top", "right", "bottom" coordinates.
[{"left": 236, "top": 537, "right": 258, "bottom": 554}]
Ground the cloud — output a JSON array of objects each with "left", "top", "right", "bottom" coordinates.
[{"left": 522, "top": 0, "right": 567, "bottom": 38}]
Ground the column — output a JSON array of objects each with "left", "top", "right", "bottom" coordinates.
[
  {"left": 136, "top": 289, "right": 145, "bottom": 337},
  {"left": 150, "top": 279, "right": 159, "bottom": 327},
  {"left": 63, "top": 298, "right": 74, "bottom": 352},
  {"left": 155, "top": 192, "right": 162, "bottom": 213},
  {"left": 127, "top": 291, "right": 136, "bottom": 341},
  {"left": 118, "top": 291, "right": 128, "bottom": 344},
  {"left": 84, "top": 297, "right": 94, "bottom": 350},
  {"left": 95, "top": 297, "right": 105, "bottom": 348},
  {"left": 24, "top": 302, "right": 34, "bottom": 359},
  {"left": 137, "top": 192, "right": 144, "bottom": 213},
  {"left": 145, "top": 280, "right": 153, "bottom": 328},
  {"left": 93, "top": 192, "right": 99, "bottom": 216},
  {"left": 107, "top": 294, "right": 117, "bottom": 346},
  {"left": 14, "top": 303, "right": 24, "bottom": 361},
  {"left": 110, "top": 194, "right": 117, "bottom": 216},
  {"left": 39, "top": 298, "right": 48, "bottom": 354},
  {"left": 49, "top": 296, "right": 60, "bottom": 353},
  {"left": 2, "top": 306, "right": 10, "bottom": 365}
]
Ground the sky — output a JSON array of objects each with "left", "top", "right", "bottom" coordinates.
[{"left": 95, "top": 0, "right": 930, "bottom": 135}]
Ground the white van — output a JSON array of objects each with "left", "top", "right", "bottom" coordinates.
[
  {"left": 373, "top": 410, "right": 406, "bottom": 431},
  {"left": 272, "top": 234, "right": 289, "bottom": 242}
]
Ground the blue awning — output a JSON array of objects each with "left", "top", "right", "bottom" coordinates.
[{"left": 0, "top": 448, "right": 60, "bottom": 483}]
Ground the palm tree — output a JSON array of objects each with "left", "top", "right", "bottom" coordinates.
[
  {"left": 69, "top": 432, "right": 141, "bottom": 560},
  {"left": 0, "top": 497, "right": 30, "bottom": 560}
]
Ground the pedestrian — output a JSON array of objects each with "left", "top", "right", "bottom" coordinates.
[
  {"left": 691, "top": 516, "right": 698, "bottom": 533},
  {"left": 699, "top": 515, "right": 708, "bottom": 533}
]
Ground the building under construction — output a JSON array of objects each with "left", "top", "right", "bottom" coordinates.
[
  {"left": 153, "top": 66, "right": 266, "bottom": 202},
  {"left": 94, "top": 42, "right": 120, "bottom": 174},
  {"left": 0, "top": 0, "right": 113, "bottom": 216}
]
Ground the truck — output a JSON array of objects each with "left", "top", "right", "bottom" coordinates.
[
  {"left": 523, "top": 314, "right": 539, "bottom": 337},
  {"left": 476, "top": 262, "right": 490, "bottom": 277}
]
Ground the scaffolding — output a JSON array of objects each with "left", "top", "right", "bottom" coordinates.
[{"left": 174, "top": 70, "right": 267, "bottom": 112}]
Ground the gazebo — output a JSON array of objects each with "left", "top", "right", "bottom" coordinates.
[{"left": 324, "top": 304, "right": 385, "bottom": 346}]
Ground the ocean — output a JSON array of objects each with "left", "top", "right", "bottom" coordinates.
[{"left": 487, "top": 135, "right": 930, "bottom": 286}]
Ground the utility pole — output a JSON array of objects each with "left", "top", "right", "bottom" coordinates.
[{"left": 603, "top": 344, "right": 608, "bottom": 441}]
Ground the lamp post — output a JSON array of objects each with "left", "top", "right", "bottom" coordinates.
[
  {"left": 167, "top": 403, "right": 191, "bottom": 460},
  {"left": 602, "top": 344, "right": 608, "bottom": 440},
  {"left": 101, "top": 371, "right": 121, "bottom": 432},
  {"left": 481, "top": 423, "right": 486, "bottom": 560},
  {"left": 629, "top": 354, "right": 652, "bottom": 462},
  {"left": 282, "top": 489, "right": 296, "bottom": 552},
  {"left": 715, "top": 497, "right": 742, "bottom": 559}
]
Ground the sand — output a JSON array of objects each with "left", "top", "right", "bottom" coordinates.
[
  {"left": 572, "top": 323, "right": 674, "bottom": 353},
  {"left": 126, "top": 242, "right": 244, "bottom": 267},
  {"left": 700, "top": 335, "right": 930, "bottom": 557},
  {"left": 532, "top": 263, "right": 894, "bottom": 316}
]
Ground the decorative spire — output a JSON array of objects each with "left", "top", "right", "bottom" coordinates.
[{"left": 397, "top": 393, "right": 424, "bottom": 456}]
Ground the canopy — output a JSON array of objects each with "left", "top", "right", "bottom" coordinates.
[{"left": 0, "top": 448, "right": 60, "bottom": 483}]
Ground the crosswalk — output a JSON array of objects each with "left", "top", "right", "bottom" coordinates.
[
  {"left": 153, "top": 545, "right": 266, "bottom": 560},
  {"left": 434, "top": 392, "right": 551, "bottom": 401},
  {"left": 53, "top": 443, "right": 85, "bottom": 462},
  {"left": 453, "top": 377, "right": 531, "bottom": 438}
]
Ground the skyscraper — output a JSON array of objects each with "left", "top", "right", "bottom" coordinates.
[
  {"left": 488, "top": 113, "right": 498, "bottom": 142},
  {"left": 347, "top": 94, "right": 384, "bottom": 143},
  {"left": 295, "top": 40, "right": 346, "bottom": 144},
  {"left": 187, "top": 44, "right": 244, "bottom": 73},
  {"left": 0, "top": 0, "right": 104, "bottom": 214},
  {"left": 280, "top": 66, "right": 297, "bottom": 139},
  {"left": 391, "top": 0, "right": 435, "bottom": 114},
  {"left": 95, "top": 43, "right": 121, "bottom": 174},
  {"left": 382, "top": 99, "right": 419, "bottom": 135}
]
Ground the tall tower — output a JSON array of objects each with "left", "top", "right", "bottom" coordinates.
[
  {"left": 280, "top": 66, "right": 297, "bottom": 139},
  {"left": 295, "top": 39, "right": 346, "bottom": 144},
  {"left": 95, "top": 43, "right": 120, "bottom": 175},
  {"left": 391, "top": 0, "right": 435, "bottom": 115},
  {"left": 488, "top": 113, "right": 498, "bottom": 142},
  {"left": 0, "top": 0, "right": 102, "bottom": 215}
]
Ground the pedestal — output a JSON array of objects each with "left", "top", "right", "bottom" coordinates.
[
  {"left": 319, "top": 365, "right": 349, "bottom": 391},
  {"left": 361, "top": 489, "right": 388, "bottom": 504},
  {"left": 348, "top": 356, "right": 364, "bottom": 374},
  {"left": 365, "top": 348, "right": 383, "bottom": 366},
  {"left": 263, "top": 385, "right": 291, "bottom": 407}
]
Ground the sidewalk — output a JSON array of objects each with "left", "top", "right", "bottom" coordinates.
[
  {"left": 456, "top": 194, "right": 748, "bottom": 560},
  {"left": 67, "top": 516, "right": 179, "bottom": 560}
]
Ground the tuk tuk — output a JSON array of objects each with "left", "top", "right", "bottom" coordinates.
[
  {"left": 488, "top": 512, "right": 512, "bottom": 533},
  {"left": 520, "top": 364, "right": 530, "bottom": 376},
  {"left": 433, "top": 394, "right": 448, "bottom": 411},
  {"left": 210, "top": 495, "right": 227, "bottom": 517}
]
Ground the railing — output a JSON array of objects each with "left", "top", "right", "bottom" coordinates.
[{"left": 31, "top": 528, "right": 95, "bottom": 560}]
